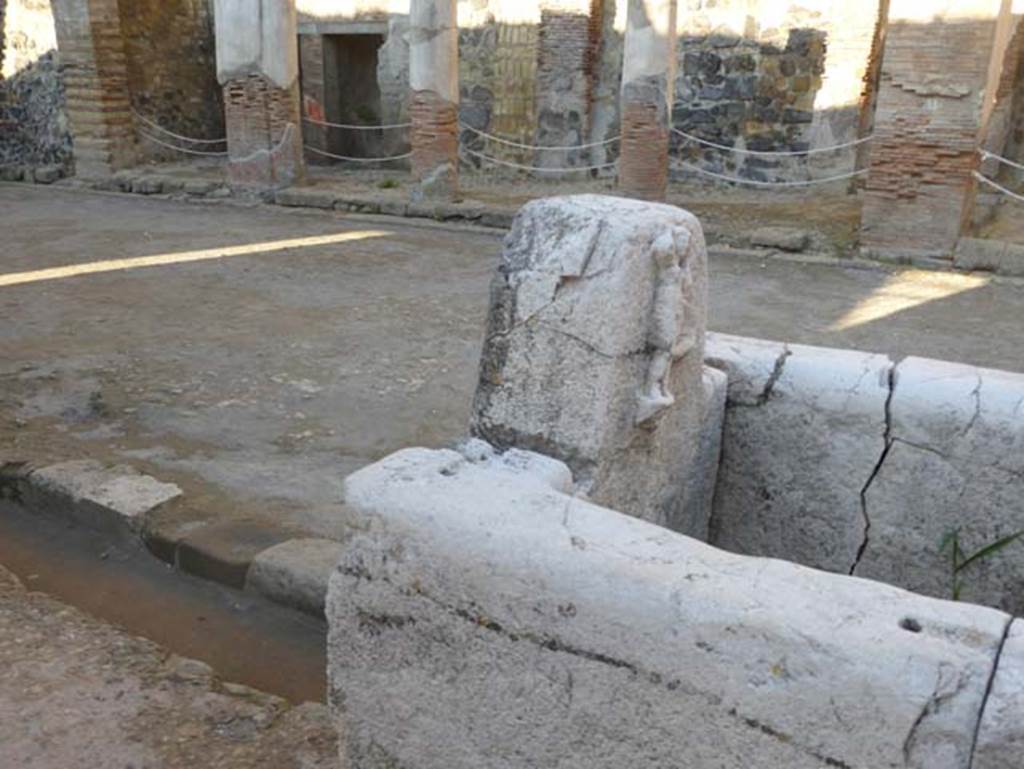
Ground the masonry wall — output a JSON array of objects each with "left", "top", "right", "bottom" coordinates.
[
  {"left": 119, "top": 0, "right": 223, "bottom": 161},
  {"left": 0, "top": 0, "right": 71, "bottom": 170},
  {"left": 673, "top": 0, "right": 884, "bottom": 182}
]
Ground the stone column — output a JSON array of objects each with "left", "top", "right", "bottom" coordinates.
[
  {"left": 861, "top": 0, "right": 1016, "bottom": 259},
  {"left": 51, "top": 0, "right": 136, "bottom": 178},
  {"left": 408, "top": 0, "right": 458, "bottom": 200},
  {"left": 618, "top": 0, "right": 677, "bottom": 201},
  {"left": 214, "top": 0, "right": 304, "bottom": 188}
]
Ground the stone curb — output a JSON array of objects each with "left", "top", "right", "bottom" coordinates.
[{"left": 0, "top": 457, "right": 340, "bottom": 619}]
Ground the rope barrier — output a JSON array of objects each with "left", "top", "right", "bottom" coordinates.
[
  {"left": 303, "top": 116, "right": 412, "bottom": 131},
  {"left": 980, "top": 149, "right": 1024, "bottom": 174},
  {"left": 305, "top": 145, "right": 413, "bottom": 163},
  {"left": 132, "top": 109, "right": 227, "bottom": 145},
  {"left": 671, "top": 127, "right": 873, "bottom": 157},
  {"left": 460, "top": 123, "right": 620, "bottom": 152},
  {"left": 672, "top": 161, "right": 867, "bottom": 187},
  {"left": 973, "top": 171, "right": 1024, "bottom": 204},
  {"left": 138, "top": 130, "right": 228, "bottom": 157},
  {"left": 460, "top": 147, "right": 618, "bottom": 174}
]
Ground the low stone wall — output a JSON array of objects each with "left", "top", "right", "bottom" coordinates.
[
  {"left": 707, "top": 333, "right": 1024, "bottom": 616},
  {"left": 327, "top": 444, "right": 1020, "bottom": 769}
]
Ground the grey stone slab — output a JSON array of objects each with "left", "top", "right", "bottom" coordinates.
[
  {"left": 750, "top": 226, "right": 811, "bottom": 252},
  {"left": 328, "top": 446, "right": 1010, "bottom": 769},
  {"left": 854, "top": 357, "right": 1024, "bottom": 615},
  {"left": 472, "top": 195, "right": 711, "bottom": 535},
  {"left": 176, "top": 519, "right": 298, "bottom": 590},
  {"left": 974, "top": 620, "right": 1024, "bottom": 769},
  {"left": 275, "top": 188, "right": 337, "bottom": 209},
  {"left": 247, "top": 538, "right": 346, "bottom": 617},
  {"left": 707, "top": 333, "right": 893, "bottom": 573},
  {"left": 22, "top": 460, "right": 181, "bottom": 540},
  {"left": 32, "top": 165, "right": 61, "bottom": 184}
]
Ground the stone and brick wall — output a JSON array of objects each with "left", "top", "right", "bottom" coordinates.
[
  {"left": 862, "top": 2, "right": 1013, "bottom": 258},
  {"left": 673, "top": 1, "right": 883, "bottom": 183},
  {"left": 119, "top": 0, "right": 223, "bottom": 161},
  {"left": 0, "top": 0, "right": 72, "bottom": 171}
]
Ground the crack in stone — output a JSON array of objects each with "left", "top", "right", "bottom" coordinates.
[
  {"left": 961, "top": 374, "right": 983, "bottom": 438},
  {"left": 850, "top": 361, "right": 896, "bottom": 575},
  {"left": 534, "top": 322, "right": 644, "bottom": 360},
  {"left": 728, "top": 346, "right": 792, "bottom": 409},
  {"left": 968, "top": 618, "right": 1015, "bottom": 769}
]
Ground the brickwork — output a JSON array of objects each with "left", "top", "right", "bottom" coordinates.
[
  {"left": 862, "top": 5, "right": 1010, "bottom": 258},
  {"left": 410, "top": 88, "right": 457, "bottom": 195},
  {"left": 223, "top": 73, "right": 303, "bottom": 187},
  {"left": 119, "top": 0, "right": 222, "bottom": 161},
  {"left": 619, "top": 98, "right": 668, "bottom": 201},
  {"left": 51, "top": 0, "right": 136, "bottom": 177}
]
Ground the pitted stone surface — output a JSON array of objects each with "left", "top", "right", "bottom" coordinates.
[
  {"left": 974, "top": 620, "right": 1024, "bottom": 769},
  {"left": 854, "top": 357, "right": 1024, "bottom": 614},
  {"left": 472, "top": 194, "right": 710, "bottom": 535},
  {"left": 707, "top": 333, "right": 893, "bottom": 573},
  {"left": 328, "top": 446, "right": 1011, "bottom": 769}
]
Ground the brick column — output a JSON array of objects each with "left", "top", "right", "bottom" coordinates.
[
  {"left": 618, "top": 0, "right": 677, "bottom": 201},
  {"left": 409, "top": 0, "right": 458, "bottom": 200},
  {"left": 861, "top": 0, "right": 1016, "bottom": 259},
  {"left": 214, "top": 0, "right": 304, "bottom": 189},
  {"left": 51, "top": 0, "right": 136, "bottom": 178}
]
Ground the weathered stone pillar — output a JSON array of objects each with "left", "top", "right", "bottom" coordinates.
[
  {"left": 618, "top": 0, "right": 677, "bottom": 201},
  {"left": 408, "top": 0, "right": 458, "bottom": 200},
  {"left": 472, "top": 195, "right": 720, "bottom": 536},
  {"left": 861, "top": 0, "right": 1016, "bottom": 259},
  {"left": 51, "top": 0, "right": 136, "bottom": 178},
  {"left": 214, "top": 0, "right": 304, "bottom": 188}
]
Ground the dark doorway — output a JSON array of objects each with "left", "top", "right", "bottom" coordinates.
[{"left": 324, "top": 33, "right": 385, "bottom": 158}]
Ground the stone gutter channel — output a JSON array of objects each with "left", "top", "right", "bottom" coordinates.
[{"left": 0, "top": 459, "right": 342, "bottom": 620}]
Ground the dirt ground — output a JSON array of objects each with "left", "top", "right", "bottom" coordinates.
[
  {"left": 0, "top": 561, "right": 337, "bottom": 768},
  {"left": 2, "top": 183, "right": 1023, "bottom": 541}
]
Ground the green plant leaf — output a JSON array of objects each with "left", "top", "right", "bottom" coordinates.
[{"left": 956, "top": 530, "right": 1024, "bottom": 573}]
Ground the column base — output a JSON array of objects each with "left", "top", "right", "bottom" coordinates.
[
  {"left": 410, "top": 89, "right": 458, "bottom": 201},
  {"left": 224, "top": 74, "right": 305, "bottom": 190}
]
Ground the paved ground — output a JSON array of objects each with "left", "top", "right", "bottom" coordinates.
[
  {"left": 0, "top": 560, "right": 337, "bottom": 768},
  {"left": 2, "top": 184, "right": 1023, "bottom": 541}
]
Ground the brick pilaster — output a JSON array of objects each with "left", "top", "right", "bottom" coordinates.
[
  {"left": 223, "top": 73, "right": 304, "bottom": 188},
  {"left": 51, "top": 0, "right": 136, "bottom": 177},
  {"left": 618, "top": 0, "right": 676, "bottom": 201},
  {"left": 409, "top": 0, "right": 458, "bottom": 200}
]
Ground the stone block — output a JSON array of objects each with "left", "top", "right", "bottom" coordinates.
[
  {"left": 275, "top": 187, "right": 337, "bottom": 209},
  {"left": 22, "top": 460, "right": 181, "bottom": 540},
  {"left": 707, "top": 333, "right": 893, "bottom": 574},
  {"left": 955, "top": 238, "right": 1024, "bottom": 277},
  {"left": 472, "top": 195, "right": 711, "bottom": 535},
  {"left": 184, "top": 180, "right": 218, "bottom": 196},
  {"left": 132, "top": 176, "right": 164, "bottom": 195},
  {"left": 0, "top": 165, "right": 25, "bottom": 182},
  {"left": 853, "top": 357, "right": 1024, "bottom": 615},
  {"left": 33, "top": 165, "right": 61, "bottom": 184},
  {"left": 247, "top": 538, "right": 346, "bottom": 617},
  {"left": 176, "top": 519, "right": 298, "bottom": 590},
  {"left": 750, "top": 226, "right": 812, "bottom": 252},
  {"left": 327, "top": 446, "right": 1010, "bottom": 769},
  {"left": 974, "top": 620, "right": 1024, "bottom": 769}
]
